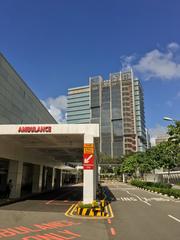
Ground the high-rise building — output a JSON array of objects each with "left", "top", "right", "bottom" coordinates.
[
  {"left": 67, "top": 86, "right": 90, "bottom": 124},
  {"left": 67, "top": 70, "right": 146, "bottom": 157}
]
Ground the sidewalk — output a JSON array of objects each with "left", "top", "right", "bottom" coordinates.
[
  {"left": 0, "top": 197, "right": 21, "bottom": 207},
  {"left": 0, "top": 184, "right": 81, "bottom": 207},
  {"left": 172, "top": 184, "right": 180, "bottom": 190}
]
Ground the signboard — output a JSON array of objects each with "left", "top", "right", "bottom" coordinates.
[
  {"left": 18, "top": 126, "right": 52, "bottom": 133},
  {"left": 83, "top": 144, "right": 94, "bottom": 154},
  {"left": 83, "top": 153, "right": 94, "bottom": 170}
]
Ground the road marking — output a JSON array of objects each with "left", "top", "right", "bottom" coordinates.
[
  {"left": 121, "top": 197, "right": 130, "bottom": 201},
  {"left": 65, "top": 202, "right": 114, "bottom": 219},
  {"left": 108, "top": 204, "right": 114, "bottom": 218},
  {"left": 110, "top": 227, "right": 116, "bottom": 236},
  {"left": 65, "top": 204, "right": 76, "bottom": 216},
  {"left": 107, "top": 219, "right": 111, "bottom": 224},
  {"left": 109, "top": 187, "right": 137, "bottom": 190},
  {"left": 126, "top": 191, "right": 130, "bottom": 195},
  {"left": 46, "top": 199, "right": 54, "bottom": 205},
  {"left": 136, "top": 188, "right": 180, "bottom": 202},
  {"left": 119, "top": 195, "right": 179, "bottom": 203},
  {"left": 120, "top": 197, "right": 137, "bottom": 201},
  {"left": 168, "top": 215, "right": 180, "bottom": 223},
  {"left": 133, "top": 195, "right": 151, "bottom": 206}
]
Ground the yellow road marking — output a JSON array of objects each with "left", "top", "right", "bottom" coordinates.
[
  {"left": 65, "top": 203, "right": 75, "bottom": 216},
  {"left": 65, "top": 202, "right": 114, "bottom": 219},
  {"left": 108, "top": 203, "right": 114, "bottom": 218}
]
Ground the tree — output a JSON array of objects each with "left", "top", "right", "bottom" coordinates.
[
  {"left": 154, "top": 141, "right": 180, "bottom": 183},
  {"left": 121, "top": 153, "right": 139, "bottom": 176},
  {"left": 167, "top": 121, "right": 180, "bottom": 145},
  {"left": 138, "top": 150, "right": 158, "bottom": 175}
]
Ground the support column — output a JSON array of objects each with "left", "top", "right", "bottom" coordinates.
[
  {"left": 32, "top": 165, "right": 43, "bottom": 193},
  {"left": 60, "top": 170, "right": 63, "bottom": 187},
  {"left": 8, "top": 160, "right": 23, "bottom": 198},
  {"left": 52, "top": 168, "right": 56, "bottom": 189},
  {"left": 83, "top": 135, "right": 97, "bottom": 204},
  {"left": 46, "top": 167, "right": 53, "bottom": 191},
  {"left": 123, "top": 173, "right": 126, "bottom": 183},
  {"left": 54, "top": 169, "right": 61, "bottom": 189}
]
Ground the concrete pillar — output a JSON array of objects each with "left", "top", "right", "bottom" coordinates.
[
  {"left": 32, "top": 165, "right": 43, "bottom": 193},
  {"left": 54, "top": 169, "right": 60, "bottom": 189},
  {"left": 8, "top": 160, "right": 23, "bottom": 198},
  {"left": 46, "top": 167, "right": 53, "bottom": 191},
  {"left": 52, "top": 168, "right": 56, "bottom": 189},
  {"left": 83, "top": 135, "right": 97, "bottom": 204},
  {"left": 60, "top": 170, "right": 63, "bottom": 187}
]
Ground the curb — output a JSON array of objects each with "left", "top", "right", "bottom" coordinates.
[
  {"left": 0, "top": 189, "right": 61, "bottom": 207},
  {"left": 76, "top": 207, "right": 107, "bottom": 217}
]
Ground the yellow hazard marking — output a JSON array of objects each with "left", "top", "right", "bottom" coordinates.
[
  {"left": 108, "top": 203, "right": 114, "bottom": 218},
  {"left": 65, "top": 202, "right": 114, "bottom": 219}
]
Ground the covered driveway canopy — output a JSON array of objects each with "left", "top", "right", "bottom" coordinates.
[
  {"left": 0, "top": 133, "right": 84, "bottom": 163},
  {"left": 0, "top": 124, "right": 99, "bottom": 203},
  {"left": 0, "top": 124, "right": 99, "bottom": 165}
]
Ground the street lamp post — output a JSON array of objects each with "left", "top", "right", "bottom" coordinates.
[{"left": 163, "top": 116, "right": 176, "bottom": 124}]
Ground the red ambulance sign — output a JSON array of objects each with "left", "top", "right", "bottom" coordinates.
[{"left": 83, "top": 153, "right": 94, "bottom": 170}]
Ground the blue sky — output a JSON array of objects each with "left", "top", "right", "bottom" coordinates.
[{"left": 0, "top": 0, "right": 180, "bottom": 137}]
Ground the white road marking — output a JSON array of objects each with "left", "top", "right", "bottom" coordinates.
[
  {"left": 121, "top": 197, "right": 131, "bottom": 201},
  {"left": 168, "top": 215, "right": 180, "bottom": 223},
  {"left": 133, "top": 195, "right": 151, "bottom": 206},
  {"left": 120, "top": 197, "right": 137, "bottom": 201},
  {"left": 137, "top": 188, "right": 180, "bottom": 202},
  {"left": 126, "top": 191, "right": 130, "bottom": 195}
]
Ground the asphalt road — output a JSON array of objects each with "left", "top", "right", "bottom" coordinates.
[
  {"left": 0, "top": 182, "right": 179, "bottom": 240},
  {"left": 106, "top": 181, "right": 180, "bottom": 240}
]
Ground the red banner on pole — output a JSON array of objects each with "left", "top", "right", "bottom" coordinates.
[{"left": 83, "top": 153, "right": 94, "bottom": 170}]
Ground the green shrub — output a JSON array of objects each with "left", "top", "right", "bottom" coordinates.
[
  {"left": 130, "top": 180, "right": 180, "bottom": 199},
  {"left": 78, "top": 201, "right": 99, "bottom": 209},
  {"left": 130, "top": 179, "right": 171, "bottom": 189}
]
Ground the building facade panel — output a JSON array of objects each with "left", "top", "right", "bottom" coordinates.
[
  {"left": 67, "top": 86, "right": 90, "bottom": 124},
  {"left": 0, "top": 53, "right": 56, "bottom": 124}
]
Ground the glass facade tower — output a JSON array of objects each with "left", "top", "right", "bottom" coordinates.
[
  {"left": 67, "top": 70, "right": 146, "bottom": 157},
  {"left": 67, "top": 86, "right": 90, "bottom": 124}
]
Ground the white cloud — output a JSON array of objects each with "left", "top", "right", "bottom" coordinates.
[
  {"left": 149, "top": 124, "right": 168, "bottom": 139},
  {"left": 120, "top": 54, "right": 136, "bottom": 71},
  {"left": 135, "top": 48, "right": 180, "bottom": 80},
  {"left": 120, "top": 42, "right": 180, "bottom": 81},
  {"left": 41, "top": 95, "right": 67, "bottom": 123},
  {"left": 167, "top": 42, "right": 180, "bottom": 51}
]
